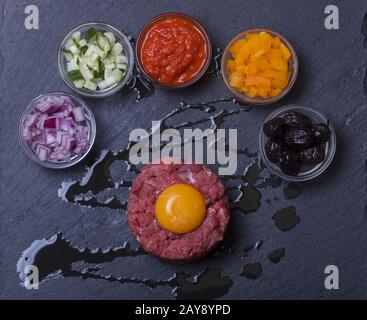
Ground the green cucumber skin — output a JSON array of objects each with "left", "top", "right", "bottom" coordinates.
[
  {"left": 85, "top": 28, "right": 97, "bottom": 43},
  {"left": 68, "top": 70, "right": 84, "bottom": 81}
]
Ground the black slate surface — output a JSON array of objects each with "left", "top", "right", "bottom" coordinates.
[{"left": 1, "top": 0, "right": 367, "bottom": 299}]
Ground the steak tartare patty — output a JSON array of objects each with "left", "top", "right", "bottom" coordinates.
[{"left": 127, "top": 161, "right": 229, "bottom": 262}]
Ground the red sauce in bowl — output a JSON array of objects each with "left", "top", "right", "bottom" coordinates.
[{"left": 138, "top": 15, "right": 210, "bottom": 86}]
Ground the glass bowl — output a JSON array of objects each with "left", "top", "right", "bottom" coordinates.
[
  {"left": 135, "top": 12, "right": 212, "bottom": 89},
  {"left": 259, "top": 105, "right": 336, "bottom": 182},
  {"left": 18, "top": 92, "right": 96, "bottom": 169},
  {"left": 221, "top": 28, "right": 298, "bottom": 105},
  {"left": 57, "top": 22, "right": 134, "bottom": 98}
]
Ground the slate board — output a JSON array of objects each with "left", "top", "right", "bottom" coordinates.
[{"left": 1, "top": 0, "right": 367, "bottom": 299}]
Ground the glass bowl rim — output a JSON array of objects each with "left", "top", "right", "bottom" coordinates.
[
  {"left": 135, "top": 12, "right": 213, "bottom": 89},
  {"left": 221, "top": 28, "right": 299, "bottom": 105},
  {"left": 57, "top": 21, "right": 135, "bottom": 98},
  {"left": 18, "top": 91, "right": 96, "bottom": 169},
  {"left": 259, "top": 104, "right": 337, "bottom": 182}
]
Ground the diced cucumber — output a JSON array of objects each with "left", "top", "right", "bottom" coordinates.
[
  {"left": 103, "top": 56, "right": 113, "bottom": 65},
  {"left": 67, "top": 58, "right": 79, "bottom": 72},
  {"left": 72, "top": 38, "right": 81, "bottom": 50},
  {"left": 62, "top": 49, "right": 73, "bottom": 61},
  {"left": 104, "top": 32, "right": 116, "bottom": 45},
  {"left": 97, "top": 33, "right": 112, "bottom": 54},
  {"left": 63, "top": 28, "right": 127, "bottom": 92},
  {"left": 79, "top": 63, "right": 93, "bottom": 80},
  {"left": 84, "top": 80, "right": 97, "bottom": 91},
  {"left": 84, "top": 45, "right": 95, "bottom": 57},
  {"left": 69, "top": 45, "right": 79, "bottom": 55},
  {"left": 87, "top": 59, "right": 98, "bottom": 71},
  {"left": 65, "top": 39, "right": 74, "bottom": 50},
  {"left": 79, "top": 39, "right": 87, "bottom": 47},
  {"left": 108, "top": 69, "right": 123, "bottom": 83},
  {"left": 116, "top": 63, "right": 127, "bottom": 70},
  {"left": 80, "top": 46, "right": 88, "bottom": 55},
  {"left": 93, "top": 77, "right": 103, "bottom": 83},
  {"left": 97, "top": 79, "right": 110, "bottom": 90},
  {"left": 99, "top": 69, "right": 123, "bottom": 89},
  {"left": 85, "top": 28, "right": 97, "bottom": 43},
  {"left": 112, "top": 42, "right": 123, "bottom": 54},
  {"left": 68, "top": 70, "right": 84, "bottom": 81},
  {"left": 74, "top": 79, "right": 85, "bottom": 88},
  {"left": 104, "top": 69, "right": 112, "bottom": 79},
  {"left": 72, "top": 31, "right": 81, "bottom": 41},
  {"left": 85, "top": 44, "right": 104, "bottom": 57},
  {"left": 82, "top": 53, "right": 98, "bottom": 70},
  {"left": 115, "top": 55, "right": 127, "bottom": 64},
  {"left": 105, "top": 63, "right": 115, "bottom": 70},
  {"left": 93, "top": 59, "right": 104, "bottom": 78}
]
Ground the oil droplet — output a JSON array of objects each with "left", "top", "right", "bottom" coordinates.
[
  {"left": 16, "top": 233, "right": 146, "bottom": 283},
  {"left": 231, "top": 185, "right": 262, "bottom": 214},
  {"left": 128, "top": 70, "right": 155, "bottom": 102},
  {"left": 173, "top": 269, "right": 233, "bottom": 300},
  {"left": 272, "top": 206, "right": 300, "bottom": 231},
  {"left": 254, "top": 240, "right": 263, "bottom": 250},
  {"left": 256, "top": 175, "right": 282, "bottom": 189},
  {"left": 283, "top": 183, "right": 303, "bottom": 199},
  {"left": 205, "top": 48, "right": 223, "bottom": 78},
  {"left": 16, "top": 234, "right": 233, "bottom": 299},
  {"left": 241, "top": 262, "right": 262, "bottom": 280},
  {"left": 268, "top": 248, "right": 286, "bottom": 263}
]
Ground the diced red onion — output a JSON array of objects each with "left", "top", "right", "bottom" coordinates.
[
  {"left": 22, "top": 95, "right": 90, "bottom": 163},
  {"left": 36, "top": 114, "right": 48, "bottom": 129},
  {"left": 25, "top": 114, "right": 37, "bottom": 127},
  {"left": 43, "top": 117, "right": 59, "bottom": 129},
  {"left": 46, "top": 96, "right": 64, "bottom": 107},
  {"left": 36, "top": 144, "right": 51, "bottom": 162},
  {"left": 59, "top": 118, "right": 72, "bottom": 131},
  {"left": 22, "top": 126, "right": 32, "bottom": 142},
  {"left": 46, "top": 131, "right": 56, "bottom": 145},
  {"left": 55, "top": 103, "right": 73, "bottom": 117},
  {"left": 72, "top": 107, "right": 85, "bottom": 122}
]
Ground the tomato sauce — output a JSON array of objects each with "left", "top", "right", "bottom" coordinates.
[{"left": 139, "top": 16, "right": 208, "bottom": 85}]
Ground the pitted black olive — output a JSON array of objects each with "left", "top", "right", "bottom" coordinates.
[
  {"left": 298, "top": 146, "right": 325, "bottom": 165},
  {"left": 265, "top": 139, "right": 285, "bottom": 163},
  {"left": 311, "top": 123, "right": 331, "bottom": 145},
  {"left": 279, "top": 151, "right": 301, "bottom": 176},
  {"left": 263, "top": 117, "right": 285, "bottom": 139},
  {"left": 284, "top": 111, "right": 312, "bottom": 129},
  {"left": 284, "top": 128, "right": 313, "bottom": 151}
]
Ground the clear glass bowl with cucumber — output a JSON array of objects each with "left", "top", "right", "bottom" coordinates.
[{"left": 58, "top": 22, "right": 134, "bottom": 98}]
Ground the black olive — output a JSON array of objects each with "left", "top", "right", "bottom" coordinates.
[
  {"left": 279, "top": 151, "right": 301, "bottom": 176},
  {"left": 284, "top": 128, "right": 313, "bottom": 151},
  {"left": 298, "top": 146, "right": 325, "bottom": 165},
  {"left": 263, "top": 117, "right": 286, "bottom": 139},
  {"left": 311, "top": 123, "right": 331, "bottom": 145},
  {"left": 283, "top": 111, "right": 313, "bottom": 129},
  {"left": 265, "top": 139, "right": 285, "bottom": 163}
]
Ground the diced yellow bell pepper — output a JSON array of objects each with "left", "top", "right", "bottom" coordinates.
[{"left": 226, "top": 32, "right": 291, "bottom": 100}]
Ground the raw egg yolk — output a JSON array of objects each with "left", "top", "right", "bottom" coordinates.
[{"left": 155, "top": 183, "right": 206, "bottom": 234}]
